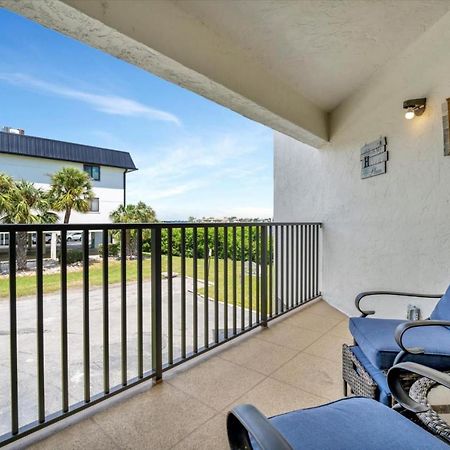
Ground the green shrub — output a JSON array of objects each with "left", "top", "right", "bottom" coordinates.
[
  {"left": 109, "top": 243, "right": 120, "bottom": 257},
  {"left": 57, "top": 249, "right": 83, "bottom": 264},
  {"left": 151, "top": 227, "right": 268, "bottom": 261},
  {"left": 98, "top": 242, "right": 120, "bottom": 258}
]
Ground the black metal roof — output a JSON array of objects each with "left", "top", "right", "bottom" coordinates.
[{"left": 0, "top": 132, "right": 137, "bottom": 171}]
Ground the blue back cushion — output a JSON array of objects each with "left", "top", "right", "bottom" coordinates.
[{"left": 430, "top": 285, "right": 450, "bottom": 320}]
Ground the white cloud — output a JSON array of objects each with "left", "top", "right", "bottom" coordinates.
[
  {"left": 135, "top": 134, "right": 262, "bottom": 182},
  {"left": 129, "top": 134, "right": 262, "bottom": 198},
  {"left": 126, "top": 132, "right": 273, "bottom": 220},
  {"left": 0, "top": 72, "right": 181, "bottom": 125},
  {"left": 128, "top": 179, "right": 206, "bottom": 202}
]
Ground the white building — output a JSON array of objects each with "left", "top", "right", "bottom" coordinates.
[{"left": 0, "top": 129, "right": 137, "bottom": 224}]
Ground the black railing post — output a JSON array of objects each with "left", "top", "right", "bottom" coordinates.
[
  {"left": 181, "top": 227, "right": 186, "bottom": 358},
  {"left": 9, "top": 231, "right": 18, "bottom": 435},
  {"left": 260, "top": 226, "right": 268, "bottom": 327},
  {"left": 151, "top": 227, "right": 163, "bottom": 383},
  {"left": 120, "top": 228, "right": 127, "bottom": 386},
  {"left": 102, "top": 229, "right": 110, "bottom": 394},
  {"left": 193, "top": 227, "right": 198, "bottom": 353},
  {"left": 167, "top": 228, "right": 173, "bottom": 364},
  {"left": 316, "top": 224, "right": 320, "bottom": 296},
  {"left": 82, "top": 230, "right": 90, "bottom": 403},
  {"left": 60, "top": 229, "right": 69, "bottom": 410},
  {"left": 36, "top": 230, "right": 45, "bottom": 422},
  {"left": 137, "top": 228, "right": 143, "bottom": 379}
]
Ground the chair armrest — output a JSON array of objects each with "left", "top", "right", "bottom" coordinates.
[
  {"left": 227, "top": 404, "right": 293, "bottom": 450},
  {"left": 393, "top": 320, "right": 450, "bottom": 363},
  {"left": 387, "top": 362, "right": 450, "bottom": 413},
  {"left": 355, "top": 291, "right": 442, "bottom": 317}
]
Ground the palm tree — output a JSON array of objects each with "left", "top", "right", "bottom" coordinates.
[
  {"left": 49, "top": 167, "right": 94, "bottom": 223},
  {"left": 110, "top": 202, "right": 157, "bottom": 257},
  {"left": 0, "top": 179, "right": 58, "bottom": 270},
  {"left": 0, "top": 173, "right": 14, "bottom": 213}
]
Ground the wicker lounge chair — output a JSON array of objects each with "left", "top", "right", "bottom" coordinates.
[
  {"left": 227, "top": 362, "right": 450, "bottom": 449},
  {"left": 343, "top": 287, "right": 450, "bottom": 405}
]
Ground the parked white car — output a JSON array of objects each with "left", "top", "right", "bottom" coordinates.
[{"left": 66, "top": 232, "right": 83, "bottom": 242}]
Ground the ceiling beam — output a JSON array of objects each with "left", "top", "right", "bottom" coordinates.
[{"left": 1, "top": 0, "right": 328, "bottom": 147}]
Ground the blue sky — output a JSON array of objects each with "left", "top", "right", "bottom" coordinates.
[{"left": 0, "top": 8, "right": 273, "bottom": 220}]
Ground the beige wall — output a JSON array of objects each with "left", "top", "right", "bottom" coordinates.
[{"left": 275, "top": 11, "right": 450, "bottom": 317}]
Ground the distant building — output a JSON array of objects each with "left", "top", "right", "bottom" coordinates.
[
  {"left": 188, "top": 216, "right": 272, "bottom": 223},
  {"left": 0, "top": 128, "right": 137, "bottom": 223}
]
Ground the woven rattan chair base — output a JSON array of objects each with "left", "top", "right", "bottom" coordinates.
[
  {"left": 409, "top": 375, "right": 450, "bottom": 443},
  {"left": 342, "top": 344, "right": 419, "bottom": 405},
  {"left": 342, "top": 344, "right": 378, "bottom": 399}
]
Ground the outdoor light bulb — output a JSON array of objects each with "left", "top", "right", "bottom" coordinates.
[{"left": 405, "top": 108, "right": 415, "bottom": 120}]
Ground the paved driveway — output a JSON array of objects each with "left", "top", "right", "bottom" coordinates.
[{"left": 0, "top": 276, "right": 244, "bottom": 435}]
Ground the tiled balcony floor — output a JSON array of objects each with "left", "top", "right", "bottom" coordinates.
[{"left": 23, "top": 300, "right": 349, "bottom": 450}]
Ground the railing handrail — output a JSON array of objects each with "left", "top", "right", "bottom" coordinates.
[
  {"left": 0, "top": 221, "right": 322, "bottom": 231},
  {"left": 0, "top": 221, "right": 322, "bottom": 446}
]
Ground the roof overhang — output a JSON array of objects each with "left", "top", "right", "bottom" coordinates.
[{"left": 1, "top": 0, "right": 449, "bottom": 148}]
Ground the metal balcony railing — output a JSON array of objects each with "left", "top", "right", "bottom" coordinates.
[{"left": 0, "top": 222, "right": 321, "bottom": 445}]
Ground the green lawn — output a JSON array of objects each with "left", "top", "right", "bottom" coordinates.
[{"left": 0, "top": 256, "right": 267, "bottom": 308}]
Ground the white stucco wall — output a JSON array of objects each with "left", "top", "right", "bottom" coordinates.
[
  {"left": 274, "top": 11, "right": 450, "bottom": 318},
  {"left": 0, "top": 153, "right": 125, "bottom": 223}
]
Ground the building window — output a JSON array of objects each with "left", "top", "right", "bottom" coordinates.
[
  {"left": 89, "top": 198, "right": 99, "bottom": 212},
  {"left": 84, "top": 164, "right": 101, "bottom": 181}
]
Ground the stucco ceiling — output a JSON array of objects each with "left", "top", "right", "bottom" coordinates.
[
  {"left": 2, "top": 0, "right": 450, "bottom": 146},
  {"left": 173, "top": 0, "right": 450, "bottom": 111}
]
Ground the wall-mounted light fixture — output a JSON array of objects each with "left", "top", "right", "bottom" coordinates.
[{"left": 403, "top": 98, "right": 426, "bottom": 120}]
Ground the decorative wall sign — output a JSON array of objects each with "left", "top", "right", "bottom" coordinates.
[
  {"left": 442, "top": 99, "right": 450, "bottom": 156},
  {"left": 360, "top": 137, "right": 388, "bottom": 179}
]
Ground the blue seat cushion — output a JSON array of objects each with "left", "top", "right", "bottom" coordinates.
[
  {"left": 252, "top": 397, "right": 447, "bottom": 449},
  {"left": 350, "top": 345, "right": 391, "bottom": 406},
  {"left": 431, "top": 285, "right": 450, "bottom": 320},
  {"left": 350, "top": 317, "right": 450, "bottom": 370}
]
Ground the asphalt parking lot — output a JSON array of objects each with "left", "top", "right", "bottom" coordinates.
[{"left": 0, "top": 276, "right": 243, "bottom": 435}]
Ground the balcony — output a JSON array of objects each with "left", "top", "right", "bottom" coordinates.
[
  {"left": 0, "top": 222, "right": 328, "bottom": 448},
  {"left": 3, "top": 1, "right": 450, "bottom": 447},
  {"left": 25, "top": 300, "right": 346, "bottom": 449}
]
